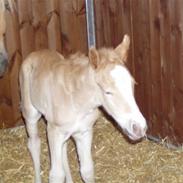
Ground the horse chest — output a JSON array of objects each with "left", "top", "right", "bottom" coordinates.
[{"left": 66, "top": 108, "right": 99, "bottom": 134}]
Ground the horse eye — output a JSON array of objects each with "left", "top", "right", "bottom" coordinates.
[{"left": 105, "top": 91, "right": 113, "bottom": 95}]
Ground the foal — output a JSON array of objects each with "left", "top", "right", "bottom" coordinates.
[{"left": 19, "top": 35, "right": 147, "bottom": 183}]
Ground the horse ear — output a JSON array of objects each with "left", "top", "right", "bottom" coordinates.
[
  {"left": 89, "top": 47, "right": 100, "bottom": 69},
  {"left": 115, "top": 34, "right": 130, "bottom": 63}
]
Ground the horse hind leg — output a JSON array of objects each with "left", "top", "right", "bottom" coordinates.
[
  {"left": 23, "top": 106, "right": 42, "bottom": 183},
  {"left": 20, "top": 59, "right": 42, "bottom": 183}
]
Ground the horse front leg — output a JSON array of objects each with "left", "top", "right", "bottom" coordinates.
[
  {"left": 73, "top": 129, "right": 95, "bottom": 183},
  {"left": 63, "top": 142, "right": 74, "bottom": 183},
  {"left": 47, "top": 124, "right": 67, "bottom": 183}
]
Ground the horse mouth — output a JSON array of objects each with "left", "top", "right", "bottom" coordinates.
[{"left": 123, "top": 129, "right": 145, "bottom": 141}]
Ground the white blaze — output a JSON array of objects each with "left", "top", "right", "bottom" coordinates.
[
  {"left": 109, "top": 65, "right": 147, "bottom": 139},
  {"left": 110, "top": 65, "right": 138, "bottom": 112}
]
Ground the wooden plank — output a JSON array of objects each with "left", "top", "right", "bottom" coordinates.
[
  {"left": 148, "top": 0, "right": 162, "bottom": 137},
  {"left": 34, "top": 25, "right": 48, "bottom": 50},
  {"left": 18, "top": 0, "right": 35, "bottom": 59},
  {"left": 131, "top": 0, "right": 151, "bottom": 121},
  {"left": 9, "top": 52, "right": 22, "bottom": 123},
  {"left": 94, "top": 0, "right": 104, "bottom": 48},
  {"left": 17, "top": 0, "right": 33, "bottom": 25},
  {"left": 5, "top": 4, "right": 20, "bottom": 59},
  {"left": 94, "top": 0, "right": 111, "bottom": 47},
  {"left": 94, "top": 0, "right": 134, "bottom": 72},
  {"left": 0, "top": 0, "right": 21, "bottom": 128},
  {"left": 108, "top": 0, "right": 134, "bottom": 73},
  {"left": 169, "top": 0, "right": 183, "bottom": 144},
  {"left": 0, "top": 73, "right": 13, "bottom": 128},
  {"left": 159, "top": 0, "right": 173, "bottom": 138},
  {"left": 46, "top": 0, "right": 60, "bottom": 14},
  {"left": 47, "top": 12, "right": 62, "bottom": 52},
  {"left": 59, "top": 0, "right": 87, "bottom": 55},
  {"left": 121, "top": 0, "right": 134, "bottom": 75},
  {"left": 32, "top": 0, "right": 48, "bottom": 50},
  {"left": 20, "top": 22, "right": 35, "bottom": 59},
  {"left": 0, "top": 0, "right": 6, "bottom": 40}
]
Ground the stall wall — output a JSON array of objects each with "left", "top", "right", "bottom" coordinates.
[
  {"left": 0, "top": 0, "right": 183, "bottom": 145},
  {"left": 95, "top": 0, "right": 183, "bottom": 145}
]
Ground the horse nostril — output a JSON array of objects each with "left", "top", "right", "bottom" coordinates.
[{"left": 132, "top": 123, "right": 142, "bottom": 137}]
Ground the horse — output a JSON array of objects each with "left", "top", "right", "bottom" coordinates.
[
  {"left": 0, "top": 0, "right": 8, "bottom": 77},
  {"left": 19, "top": 34, "right": 147, "bottom": 183}
]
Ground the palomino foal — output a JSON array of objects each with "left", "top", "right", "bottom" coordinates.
[{"left": 19, "top": 35, "right": 147, "bottom": 183}]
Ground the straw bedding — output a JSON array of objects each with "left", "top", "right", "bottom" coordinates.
[{"left": 1, "top": 115, "right": 183, "bottom": 183}]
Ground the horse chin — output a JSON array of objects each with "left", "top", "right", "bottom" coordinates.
[{"left": 128, "top": 134, "right": 143, "bottom": 141}]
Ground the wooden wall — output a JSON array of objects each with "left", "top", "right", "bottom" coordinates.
[
  {"left": 0, "top": 1, "right": 21, "bottom": 128},
  {"left": 95, "top": 0, "right": 183, "bottom": 145},
  {"left": 0, "top": 0, "right": 183, "bottom": 145},
  {"left": 0, "top": 0, "right": 88, "bottom": 128}
]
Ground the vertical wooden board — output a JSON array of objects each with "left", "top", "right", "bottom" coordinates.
[
  {"left": 169, "top": 0, "right": 183, "bottom": 143},
  {"left": 71, "top": 0, "right": 87, "bottom": 53},
  {"left": 20, "top": 22, "right": 35, "bottom": 59},
  {"left": 32, "top": 0, "right": 47, "bottom": 25},
  {"left": 159, "top": 0, "right": 173, "bottom": 137},
  {"left": 59, "top": 0, "right": 74, "bottom": 55},
  {"left": 0, "top": 0, "right": 21, "bottom": 128},
  {"left": 34, "top": 25, "right": 48, "bottom": 50},
  {"left": 5, "top": 8, "right": 21, "bottom": 59},
  {"left": 107, "top": 0, "right": 131, "bottom": 47},
  {"left": 47, "top": 13, "right": 62, "bottom": 52},
  {"left": 59, "top": 0, "right": 87, "bottom": 55},
  {"left": 148, "top": 0, "right": 162, "bottom": 136},
  {"left": 100, "top": 0, "right": 111, "bottom": 47},
  {"left": 94, "top": 0, "right": 105, "bottom": 48},
  {"left": 177, "top": 0, "right": 183, "bottom": 91},
  {"left": 18, "top": 0, "right": 35, "bottom": 59},
  {"left": 46, "top": 0, "right": 60, "bottom": 14},
  {"left": 0, "top": 74, "right": 13, "bottom": 128},
  {"left": 74, "top": 0, "right": 88, "bottom": 53},
  {"left": 0, "top": 103, "right": 14, "bottom": 128},
  {"left": 106, "top": 0, "right": 134, "bottom": 71},
  {"left": 17, "top": 0, "right": 33, "bottom": 25},
  {"left": 32, "top": 0, "right": 48, "bottom": 50},
  {"left": 94, "top": 0, "right": 134, "bottom": 73},
  {"left": 95, "top": 0, "right": 129, "bottom": 48},
  {"left": 0, "top": 0, "right": 6, "bottom": 38},
  {"left": 94, "top": 0, "right": 111, "bottom": 47},
  {"left": 131, "top": 0, "right": 151, "bottom": 121},
  {"left": 108, "top": 0, "right": 121, "bottom": 46},
  {"left": 119, "top": 0, "right": 134, "bottom": 74},
  {"left": 9, "top": 52, "right": 21, "bottom": 123}
]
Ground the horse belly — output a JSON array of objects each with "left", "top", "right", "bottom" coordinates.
[{"left": 30, "top": 74, "right": 52, "bottom": 116}]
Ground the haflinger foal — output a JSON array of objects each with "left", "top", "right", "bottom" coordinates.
[{"left": 19, "top": 35, "right": 147, "bottom": 183}]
